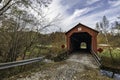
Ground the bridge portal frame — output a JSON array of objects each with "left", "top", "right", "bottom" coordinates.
[{"left": 65, "top": 23, "right": 99, "bottom": 53}]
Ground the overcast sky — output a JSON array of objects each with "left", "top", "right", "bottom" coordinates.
[{"left": 45, "top": 0, "right": 120, "bottom": 32}]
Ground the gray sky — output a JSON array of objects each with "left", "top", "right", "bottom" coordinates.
[{"left": 44, "top": 0, "right": 120, "bottom": 32}]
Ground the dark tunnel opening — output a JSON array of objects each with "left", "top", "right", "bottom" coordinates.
[{"left": 70, "top": 32, "right": 92, "bottom": 52}]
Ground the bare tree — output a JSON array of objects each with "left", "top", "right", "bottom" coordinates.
[
  {"left": 0, "top": 0, "right": 62, "bottom": 62},
  {"left": 97, "top": 16, "right": 114, "bottom": 62}
]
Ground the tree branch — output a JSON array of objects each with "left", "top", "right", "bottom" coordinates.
[
  {"left": 0, "top": 0, "right": 12, "bottom": 11},
  {"left": 0, "top": 1, "right": 21, "bottom": 16}
]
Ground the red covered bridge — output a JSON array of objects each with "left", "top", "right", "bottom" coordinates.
[{"left": 65, "top": 23, "right": 99, "bottom": 53}]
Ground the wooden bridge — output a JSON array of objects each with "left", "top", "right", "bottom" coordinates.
[{"left": 65, "top": 23, "right": 101, "bottom": 65}]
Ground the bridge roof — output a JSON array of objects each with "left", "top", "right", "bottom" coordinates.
[{"left": 65, "top": 23, "right": 99, "bottom": 35}]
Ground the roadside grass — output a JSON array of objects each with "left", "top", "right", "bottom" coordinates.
[
  {"left": 1, "top": 46, "right": 67, "bottom": 80},
  {"left": 98, "top": 48, "right": 120, "bottom": 70},
  {"left": 99, "top": 48, "right": 120, "bottom": 59},
  {"left": 24, "top": 45, "right": 67, "bottom": 59}
]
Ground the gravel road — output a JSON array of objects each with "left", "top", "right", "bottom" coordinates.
[{"left": 9, "top": 52, "right": 112, "bottom": 80}]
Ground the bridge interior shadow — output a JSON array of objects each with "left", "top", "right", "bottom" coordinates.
[{"left": 70, "top": 32, "right": 92, "bottom": 54}]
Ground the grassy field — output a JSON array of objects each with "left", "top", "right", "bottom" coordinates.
[
  {"left": 98, "top": 48, "right": 120, "bottom": 71},
  {"left": 99, "top": 48, "right": 120, "bottom": 58},
  {"left": 24, "top": 44, "right": 67, "bottom": 61}
]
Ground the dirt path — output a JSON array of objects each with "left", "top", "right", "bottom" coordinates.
[{"left": 9, "top": 52, "right": 112, "bottom": 80}]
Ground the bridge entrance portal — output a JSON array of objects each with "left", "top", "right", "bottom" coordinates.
[{"left": 70, "top": 32, "right": 92, "bottom": 52}]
